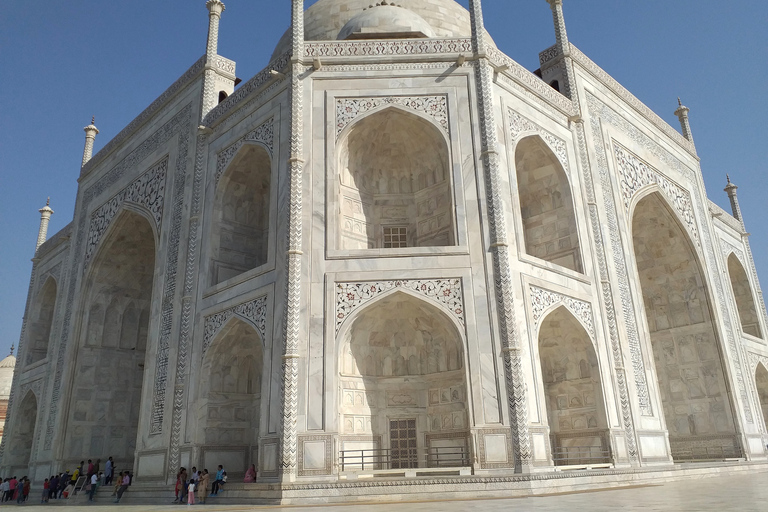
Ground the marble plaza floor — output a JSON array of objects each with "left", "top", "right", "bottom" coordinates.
[{"left": 6, "top": 469, "right": 768, "bottom": 511}]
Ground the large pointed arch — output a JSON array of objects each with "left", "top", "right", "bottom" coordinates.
[
  {"left": 632, "top": 192, "right": 740, "bottom": 460},
  {"left": 538, "top": 306, "right": 610, "bottom": 465},
  {"left": 337, "top": 106, "right": 456, "bottom": 250},
  {"left": 199, "top": 316, "right": 264, "bottom": 477},
  {"left": 27, "top": 276, "right": 57, "bottom": 365},
  {"left": 515, "top": 135, "right": 582, "bottom": 272},
  {"left": 5, "top": 390, "right": 38, "bottom": 472},
  {"left": 338, "top": 291, "right": 469, "bottom": 470},
  {"left": 210, "top": 143, "right": 272, "bottom": 286},
  {"left": 64, "top": 208, "right": 156, "bottom": 467},
  {"left": 727, "top": 253, "right": 763, "bottom": 338},
  {"left": 755, "top": 362, "right": 768, "bottom": 431}
]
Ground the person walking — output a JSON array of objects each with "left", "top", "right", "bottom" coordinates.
[{"left": 104, "top": 457, "right": 114, "bottom": 486}]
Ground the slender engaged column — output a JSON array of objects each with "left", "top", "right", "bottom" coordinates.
[
  {"left": 36, "top": 198, "right": 54, "bottom": 252},
  {"left": 674, "top": 97, "right": 695, "bottom": 146}
]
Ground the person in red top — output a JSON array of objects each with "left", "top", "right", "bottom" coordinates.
[
  {"left": 22, "top": 478, "right": 30, "bottom": 502},
  {"left": 8, "top": 477, "right": 17, "bottom": 501},
  {"left": 42, "top": 478, "right": 50, "bottom": 504}
]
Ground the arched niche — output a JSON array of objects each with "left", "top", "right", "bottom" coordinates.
[
  {"left": 515, "top": 135, "right": 582, "bottom": 272},
  {"left": 65, "top": 209, "right": 155, "bottom": 465},
  {"left": 755, "top": 363, "right": 768, "bottom": 431},
  {"left": 210, "top": 144, "right": 271, "bottom": 286},
  {"left": 727, "top": 254, "right": 763, "bottom": 338},
  {"left": 339, "top": 292, "right": 468, "bottom": 469},
  {"left": 338, "top": 107, "right": 455, "bottom": 250},
  {"left": 27, "top": 276, "right": 57, "bottom": 365},
  {"left": 199, "top": 317, "right": 263, "bottom": 476},
  {"left": 6, "top": 390, "right": 38, "bottom": 471},
  {"left": 538, "top": 306, "right": 609, "bottom": 465},
  {"left": 632, "top": 193, "right": 739, "bottom": 460}
]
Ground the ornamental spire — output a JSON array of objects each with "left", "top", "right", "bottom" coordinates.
[
  {"left": 674, "top": 97, "right": 695, "bottom": 145},
  {"left": 36, "top": 197, "right": 54, "bottom": 252},
  {"left": 724, "top": 174, "right": 744, "bottom": 226},
  {"left": 82, "top": 117, "right": 99, "bottom": 167},
  {"left": 205, "top": 0, "right": 225, "bottom": 57}
]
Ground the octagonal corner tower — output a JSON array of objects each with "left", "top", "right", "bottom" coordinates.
[{"left": 4, "top": 0, "right": 768, "bottom": 502}]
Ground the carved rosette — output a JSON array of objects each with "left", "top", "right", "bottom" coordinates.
[
  {"left": 83, "top": 158, "right": 168, "bottom": 267},
  {"left": 530, "top": 286, "right": 594, "bottom": 339},
  {"left": 215, "top": 117, "right": 274, "bottom": 184},
  {"left": 336, "top": 96, "right": 448, "bottom": 138},
  {"left": 335, "top": 279, "right": 464, "bottom": 335},
  {"left": 614, "top": 143, "right": 699, "bottom": 247},
  {"left": 507, "top": 109, "right": 568, "bottom": 169},
  {"left": 202, "top": 296, "right": 268, "bottom": 356}
]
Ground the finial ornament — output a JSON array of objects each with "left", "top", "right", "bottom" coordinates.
[
  {"left": 92, "top": 115, "right": 95, "bottom": 124},
  {"left": 10, "top": 344, "right": 14, "bottom": 356},
  {"left": 727, "top": 174, "right": 731, "bottom": 184},
  {"left": 678, "top": 97, "right": 682, "bottom": 107},
  {"left": 46, "top": 197, "right": 50, "bottom": 206}
]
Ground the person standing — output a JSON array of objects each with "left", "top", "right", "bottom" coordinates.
[
  {"left": 22, "top": 477, "right": 30, "bottom": 502},
  {"left": 187, "top": 479, "right": 195, "bottom": 505},
  {"left": 198, "top": 470, "right": 209, "bottom": 505},
  {"left": 42, "top": 478, "right": 50, "bottom": 503},
  {"left": 104, "top": 457, "right": 114, "bottom": 486},
  {"left": 88, "top": 472, "right": 98, "bottom": 502}
]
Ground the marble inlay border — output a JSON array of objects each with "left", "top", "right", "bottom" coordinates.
[
  {"left": 530, "top": 286, "right": 594, "bottom": 339},
  {"left": 507, "top": 109, "right": 568, "bottom": 169},
  {"left": 83, "top": 157, "right": 169, "bottom": 267},
  {"left": 202, "top": 296, "right": 268, "bottom": 357},
  {"left": 335, "top": 279, "right": 464, "bottom": 335},
  {"left": 720, "top": 238, "right": 746, "bottom": 265},
  {"left": 215, "top": 117, "right": 274, "bottom": 184},
  {"left": 613, "top": 143, "right": 699, "bottom": 247},
  {"left": 305, "top": 38, "right": 473, "bottom": 58},
  {"left": 336, "top": 95, "right": 448, "bottom": 138}
]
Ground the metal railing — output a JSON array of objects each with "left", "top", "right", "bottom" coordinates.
[
  {"left": 552, "top": 446, "right": 611, "bottom": 466},
  {"left": 340, "top": 446, "right": 469, "bottom": 472}
]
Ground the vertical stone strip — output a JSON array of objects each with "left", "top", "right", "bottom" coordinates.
[
  {"left": 279, "top": 0, "right": 305, "bottom": 481},
  {"left": 201, "top": 1, "right": 226, "bottom": 120},
  {"left": 82, "top": 118, "right": 99, "bottom": 168},
  {"left": 36, "top": 199, "right": 54, "bottom": 251},
  {"left": 468, "top": 0, "right": 531, "bottom": 471}
]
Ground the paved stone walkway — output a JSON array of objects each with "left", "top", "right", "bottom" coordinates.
[{"left": 5, "top": 470, "right": 768, "bottom": 511}]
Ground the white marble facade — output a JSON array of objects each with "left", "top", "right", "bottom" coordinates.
[{"left": 3, "top": 0, "right": 768, "bottom": 492}]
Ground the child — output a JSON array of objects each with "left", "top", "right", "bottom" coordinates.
[
  {"left": 187, "top": 478, "right": 196, "bottom": 505},
  {"left": 219, "top": 471, "right": 227, "bottom": 493},
  {"left": 42, "top": 478, "right": 49, "bottom": 503}
]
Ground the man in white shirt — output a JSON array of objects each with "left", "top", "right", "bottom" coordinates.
[{"left": 88, "top": 473, "right": 98, "bottom": 502}]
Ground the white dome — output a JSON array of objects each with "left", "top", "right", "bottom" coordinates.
[
  {"left": 337, "top": 5, "right": 436, "bottom": 40},
  {"left": 270, "top": 0, "right": 494, "bottom": 60},
  {"left": 0, "top": 353, "right": 15, "bottom": 399}
]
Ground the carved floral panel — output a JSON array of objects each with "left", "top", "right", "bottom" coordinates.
[{"left": 336, "top": 96, "right": 448, "bottom": 138}]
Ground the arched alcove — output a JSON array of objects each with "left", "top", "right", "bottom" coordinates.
[
  {"left": 27, "top": 276, "right": 57, "bottom": 364},
  {"left": 5, "top": 391, "right": 38, "bottom": 471},
  {"left": 727, "top": 254, "right": 763, "bottom": 338},
  {"left": 755, "top": 363, "right": 768, "bottom": 430},
  {"left": 538, "top": 306, "right": 609, "bottom": 465},
  {"left": 338, "top": 108, "right": 455, "bottom": 250},
  {"left": 515, "top": 135, "right": 582, "bottom": 272},
  {"left": 200, "top": 317, "right": 263, "bottom": 477},
  {"left": 65, "top": 209, "right": 155, "bottom": 465},
  {"left": 632, "top": 193, "right": 739, "bottom": 460},
  {"left": 339, "top": 292, "right": 468, "bottom": 469},
  {"left": 210, "top": 144, "right": 271, "bottom": 286}
]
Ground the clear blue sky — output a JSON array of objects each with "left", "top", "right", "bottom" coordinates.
[{"left": 0, "top": 1, "right": 766, "bottom": 359}]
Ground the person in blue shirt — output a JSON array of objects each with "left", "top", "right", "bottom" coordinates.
[{"left": 210, "top": 465, "right": 224, "bottom": 496}]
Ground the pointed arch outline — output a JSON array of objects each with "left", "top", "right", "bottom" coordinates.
[
  {"left": 83, "top": 156, "right": 168, "bottom": 268},
  {"left": 335, "top": 279, "right": 465, "bottom": 337},
  {"left": 725, "top": 251, "right": 764, "bottom": 339},
  {"left": 214, "top": 115, "right": 275, "bottom": 186},
  {"left": 202, "top": 295, "right": 268, "bottom": 358},
  {"left": 506, "top": 108, "right": 571, "bottom": 174},
  {"left": 25, "top": 274, "right": 60, "bottom": 365},
  {"left": 335, "top": 97, "right": 450, "bottom": 145},
  {"left": 528, "top": 286, "right": 596, "bottom": 348}
]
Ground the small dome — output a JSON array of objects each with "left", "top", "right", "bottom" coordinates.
[
  {"left": 0, "top": 353, "right": 15, "bottom": 399},
  {"left": 337, "top": 4, "right": 436, "bottom": 41},
  {"left": 0, "top": 353, "right": 15, "bottom": 369}
]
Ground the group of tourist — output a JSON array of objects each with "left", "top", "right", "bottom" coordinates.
[
  {"left": 1, "top": 476, "right": 30, "bottom": 503},
  {"left": 173, "top": 463, "right": 255, "bottom": 505}
]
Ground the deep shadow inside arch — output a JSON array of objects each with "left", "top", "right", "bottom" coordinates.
[
  {"left": 27, "top": 277, "right": 57, "bottom": 365},
  {"left": 199, "top": 317, "right": 263, "bottom": 477},
  {"left": 338, "top": 108, "right": 455, "bottom": 250},
  {"left": 538, "top": 306, "right": 610, "bottom": 465},
  {"left": 5, "top": 391, "right": 38, "bottom": 473},
  {"left": 727, "top": 254, "right": 763, "bottom": 338},
  {"left": 755, "top": 363, "right": 768, "bottom": 430},
  {"left": 65, "top": 210, "right": 155, "bottom": 467},
  {"left": 632, "top": 193, "right": 740, "bottom": 460},
  {"left": 339, "top": 292, "right": 469, "bottom": 470}
]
